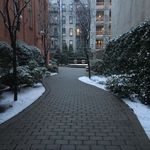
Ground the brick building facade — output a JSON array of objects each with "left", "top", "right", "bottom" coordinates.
[{"left": 0, "top": 0, "right": 49, "bottom": 58}]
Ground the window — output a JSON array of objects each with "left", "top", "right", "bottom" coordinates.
[
  {"left": 62, "top": 4, "right": 66, "bottom": 12},
  {"left": 96, "top": 25, "right": 104, "bottom": 35},
  {"left": 62, "top": 40, "right": 66, "bottom": 44},
  {"left": 96, "top": 39, "right": 104, "bottom": 49},
  {"left": 69, "top": 40, "right": 73, "bottom": 50},
  {"left": 76, "top": 28, "right": 80, "bottom": 36},
  {"left": 69, "top": 28, "right": 73, "bottom": 36},
  {"left": 54, "top": 27, "right": 58, "bottom": 36},
  {"left": 96, "top": 11, "right": 104, "bottom": 21},
  {"left": 69, "top": 40, "right": 73, "bottom": 45},
  {"left": 62, "top": 16, "right": 66, "bottom": 24},
  {"left": 96, "top": 0, "right": 104, "bottom": 5},
  {"left": 69, "top": 16, "right": 73, "bottom": 24},
  {"left": 54, "top": 40, "right": 58, "bottom": 47},
  {"left": 62, "top": 28, "right": 66, "bottom": 35},
  {"left": 109, "top": 11, "right": 111, "bottom": 20},
  {"left": 69, "top": 4, "right": 73, "bottom": 11}
]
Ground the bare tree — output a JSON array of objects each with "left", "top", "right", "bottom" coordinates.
[
  {"left": 74, "top": 0, "right": 92, "bottom": 78},
  {"left": 0, "top": 0, "right": 30, "bottom": 101},
  {"left": 40, "top": 23, "right": 50, "bottom": 67}
]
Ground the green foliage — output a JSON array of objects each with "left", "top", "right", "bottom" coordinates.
[
  {"left": 16, "top": 41, "right": 44, "bottom": 66},
  {"left": 0, "top": 42, "right": 13, "bottom": 76},
  {"left": 93, "top": 20, "right": 150, "bottom": 104},
  {"left": 0, "top": 41, "right": 46, "bottom": 88}
]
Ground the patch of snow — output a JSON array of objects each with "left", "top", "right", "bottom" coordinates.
[
  {"left": 123, "top": 98, "right": 150, "bottom": 139},
  {"left": 0, "top": 83, "right": 45, "bottom": 124},
  {"left": 78, "top": 76, "right": 107, "bottom": 90},
  {"left": 51, "top": 73, "right": 58, "bottom": 76},
  {"left": 79, "top": 75, "right": 150, "bottom": 139}
]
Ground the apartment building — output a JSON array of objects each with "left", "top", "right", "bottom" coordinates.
[
  {"left": 0, "top": 0, "right": 49, "bottom": 56},
  {"left": 48, "top": 0, "right": 61, "bottom": 55},
  {"left": 112, "top": 0, "right": 150, "bottom": 37},
  {"left": 58, "top": 0, "right": 111, "bottom": 56},
  {"left": 96, "top": 0, "right": 111, "bottom": 50},
  {"left": 60, "top": 0, "right": 76, "bottom": 52}
]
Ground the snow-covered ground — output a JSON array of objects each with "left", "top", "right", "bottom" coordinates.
[
  {"left": 0, "top": 72, "right": 58, "bottom": 124},
  {"left": 79, "top": 76, "right": 107, "bottom": 90},
  {"left": 79, "top": 75, "right": 150, "bottom": 139},
  {"left": 0, "top": 83, "right": 45, "bottom": 124}
]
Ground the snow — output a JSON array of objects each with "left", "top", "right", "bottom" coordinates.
[
  {"left": 79, "top": 75, "right": 150, "bottom": 139},
  {"left": 79, "top": 76, "right": 107, "bottom": 90},
  {"left": 0, "top": 83, "right": 45, "bottom": 124},
  {"left": 123, "top": 98, "right": 150, "bottom": 139},
  {"left": 51, "top": 73, "right": 58, "bottom": 76}
]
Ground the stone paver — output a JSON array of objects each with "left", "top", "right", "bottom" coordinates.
[{"left": 0, "top": 67, "right": 150, "bottom": 150}]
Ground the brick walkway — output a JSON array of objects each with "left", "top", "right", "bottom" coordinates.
[{"left": 0, "top": 67, "right": 150, "bottom": 150}]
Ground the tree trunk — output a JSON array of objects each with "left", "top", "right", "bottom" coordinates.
[
  {"left": 11, "top": 41, "right": 18, "bottom": 101},
  {"left": 84, "top": 39, "right": 91, "bottom": 78}
]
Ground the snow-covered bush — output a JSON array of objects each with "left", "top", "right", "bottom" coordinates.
[
  {"left": 30, "top": 46, "right": 44, "bottom": 66},
  {"left": 94, "top": 20, "right": 150, "bottom": 104},
  {"left": 91, "top": 59, "right": 106, "bottom": 75},
  {"left": 17, "top": 66, "right": 34, "bottom": 86},
  {"left": 0, "top": 42, "right": 12, "bottom": 76},
  {"left": 16, "top": 41, "right": 44, "bottom": 66},
  {"left": 16, "top": 41, "right": 33, "bottom": 66},
  {"left": 106, "top": 75, "right": 139, "bottom": 98},
  {"left": 0, "top": 41, "right": 46, "bottom": 88}
]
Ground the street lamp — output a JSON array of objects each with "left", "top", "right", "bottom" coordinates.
[{"left": 40, "top": 30, "right": 47, "bottom": 67}]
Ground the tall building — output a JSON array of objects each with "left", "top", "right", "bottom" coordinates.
[
  {"left": 60, "top": 0, "right": 76, "bottom": 52},
  {"left": 112, "top": 0, "right": 150, "bottom": 37},
  {"left": 48, "top": 0, "right": 61, "bottom": 55},
  {"left": 0, "top": 0, "right": 49, "bottom": 56},
  {"left": 95, "top": 0, "right": 111, "bottom": 50},
  {"left": 58, "top": 0, "right": 111, "bottom": 56}
]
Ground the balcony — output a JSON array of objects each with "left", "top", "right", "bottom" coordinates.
[
  {"left": 96, "top": 16, "right": 104, "bottom": 22},
  {"left": 96, "top": 31, "right": 104, "bottom": 35},
  {"left": 96, "top": 44, "right": 104, "bottom": 49},
  {"left": 96, "top": 2, "right": 104, "bottom": 5},
  {"left": 96, "top": 5, "right": 104, "bottom": 10}
]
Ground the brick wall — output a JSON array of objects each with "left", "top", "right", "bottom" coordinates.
[{"left": 0, "top": 0, "right": 49, "bottom": 57}]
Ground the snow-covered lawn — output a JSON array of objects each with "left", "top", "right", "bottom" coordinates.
[
  {"left": 0, "top": 83, "right": 45, "bottom": 124},
  {"left": 79, "top": 75, "right": 150, "bottom": 139}
]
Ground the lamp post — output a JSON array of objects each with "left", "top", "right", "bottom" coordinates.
[{"left": 40, "top": 30, "right": 47, "bottom": 67}]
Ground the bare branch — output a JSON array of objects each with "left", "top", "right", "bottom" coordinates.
[
  {"left": 19, "top": 0, "right": 30, "bottom": 15},
  {"left": 12, "top": 0, "right": 30, "bottom": 30},
  {"left": 5, "top": 0, "right": 12, "bottom": 34},
  {"left": 0, "top": 10, "right": 9, "bottom": 29}
]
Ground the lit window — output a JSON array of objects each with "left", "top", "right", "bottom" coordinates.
[
  {"left": 76, "top": 28, "right": 80, "bottom": 36},
  {"left": 69, "top": 28, "right": 73, "bottom": 36}
]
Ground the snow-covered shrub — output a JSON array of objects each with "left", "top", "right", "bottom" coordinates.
[
  {"left": 16, "top": 41, "right": 33, "bottom": 66},
  {"left": 30, "top": 46, "right": 44, "bottom": 66},
  {"left": 0, "top": 42, "right": 12, "bottom": 76},
  {"left": 0, "top": 41, "right": 46, "bottom": 88},
  {"left": 16, "top": 41, "right": 44, "bottom": 66},
  {"left": 17, "top": 66, "right": 34, "bottom": 86},
  {"left": 106, "top": 75, "right": 139, "bottom": 98},
  {"left": 96, "top": 20, "right": 150, "bottom": 104},
  {"left": 91, "top": 59, "right": 106, "bottom": 75}
]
